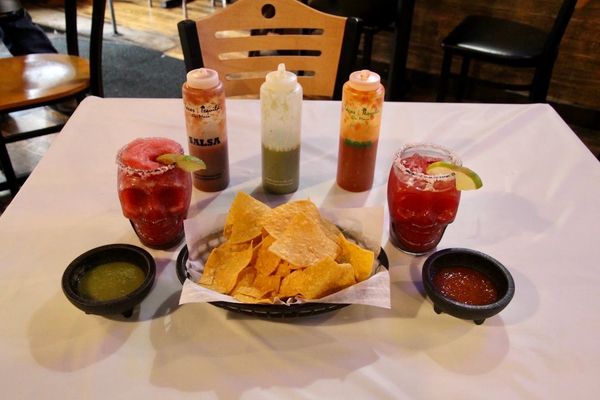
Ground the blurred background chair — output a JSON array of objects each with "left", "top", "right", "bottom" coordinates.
[
  {"left": 306, "top": 0, "right": 397, "bottom": 70},
  {"left": 304, "top": 0, "right": 416, "bottom": 101},
  {"left": 437, "top": 0, "right": 577, "bottom": 103},
  {"left": 0, "top": 0, "right": 106, "bottom": 195},
  {"left": 177, "top": 0, "right": 361, "bottom": 99}
]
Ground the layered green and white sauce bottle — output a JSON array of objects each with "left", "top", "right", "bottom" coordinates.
[{"left": 260, "top": 63, "right": 302, "bottom": 194}]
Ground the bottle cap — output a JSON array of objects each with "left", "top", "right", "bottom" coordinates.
[
  {"left": 264, "top": 63, "right": 297, "bottom": 91},
  {"left": 186, "top": 68, "right": 220, "bottom": 89},
  {"left": 348, "top": 69, "right": 381, "bottom": 91}
]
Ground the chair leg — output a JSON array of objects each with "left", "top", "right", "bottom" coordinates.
[
  {"left": 108, "top": 0, "right": 119, "bottom": 35},
  {"left": 362, "top": 29, "right": 375, "bottom": 70},
  {"left": 437, "top": 51, "right": 452, "bottom": 102},
  {"left": 530, "top": 64, "right": 553, "bottom": 103},
  {"left": 456, "top": 56, "right": 471, "bottom": 102},
  {"left": 0, "top": 141, "right": 19, "bottom": 195}
]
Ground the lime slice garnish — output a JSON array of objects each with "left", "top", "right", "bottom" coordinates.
[
  {"left": 156, "top": 153, "right": 206, "bottom": 172},
  {"left": 426, "top": 161, "right": 483, "bottom": 190}
]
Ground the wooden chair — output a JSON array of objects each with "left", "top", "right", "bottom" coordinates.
[
  {"left": 0, "top": 0, "right": 106, "bottom": 195},
  {"left": 437, "top": 0, "right": 577, "bottom": 103},
  {"left": 177, "top": 0, "right": 361, "bottom": 100}
]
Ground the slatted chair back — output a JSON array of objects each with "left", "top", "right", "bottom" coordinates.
[{"left": 178, "top": 0, "right": 361, "bottom": 99}]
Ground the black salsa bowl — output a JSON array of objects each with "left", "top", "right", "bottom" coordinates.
[
  {"left": 62, "top": 244, "right": 156, "bottom": 318},
  {"left": 422, "top": 248, "right": 515, "bottom": 325}
]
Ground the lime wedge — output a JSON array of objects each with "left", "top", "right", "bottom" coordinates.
[
  {"left": 156, "top": 153, "right": 206, "bottom": 172},
  {"left": 426, "top": 161, "right": 483, "bottom": 190}
]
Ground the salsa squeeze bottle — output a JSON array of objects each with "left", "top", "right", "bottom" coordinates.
[
  {"left": 182, "top": 68, "right": 230, "bottom": 192},
  {"left": 260, "top": 63, "right": 302, "bottom": 194},
  {"left": 336, "top": 70, "right": 384, "bottom": 192}
]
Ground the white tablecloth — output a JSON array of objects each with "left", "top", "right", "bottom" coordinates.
[{"left": 1, "top": 97, "right": 599, "bottom": 399}]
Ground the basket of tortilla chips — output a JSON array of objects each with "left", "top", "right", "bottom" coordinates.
[{"left": 176, "top": 192, "right": 389, "bottom": 318}]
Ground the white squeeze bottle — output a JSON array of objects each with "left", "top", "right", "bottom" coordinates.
[{"left": 260, "top": 63, "right": 302, "bottom": 194}]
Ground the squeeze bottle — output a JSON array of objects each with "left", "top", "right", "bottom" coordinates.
[
  {"left": 336, "top": 69, "right": 384, "bottom": 192},
  {"left": 260, "top": 63, "right": 302, "bottom": 194},
  {"left": 182, "top": 68, "right": 230, "bottom": 192}
]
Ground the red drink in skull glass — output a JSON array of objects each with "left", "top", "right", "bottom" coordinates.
[
  {"left": 387, "top": 143, "right": 461, "bottom": 254},
  {"left": 117, "top": 137, "right": 192, "bottom": 248}
]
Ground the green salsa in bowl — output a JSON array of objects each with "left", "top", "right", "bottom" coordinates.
[{"left": 62, "top": 244, "right": 156, "bottom": 318}]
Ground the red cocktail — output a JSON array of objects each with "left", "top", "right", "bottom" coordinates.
[
  {"left": 387, "top": 143, "right": 461, "bottom": 254},
  {"left": 117, "top": 138, "right": 192, "bottom": 248}
]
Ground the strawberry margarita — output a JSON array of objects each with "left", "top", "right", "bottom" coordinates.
[
  {"left": 387, "top": 143, "right": 461, "bottom": 254},
  {"left": 117, "top": 137, "right": 192, "bottom": 248}
]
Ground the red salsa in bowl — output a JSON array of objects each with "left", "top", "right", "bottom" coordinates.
[
  {"left": 432, "top": 266, "right": 498, "bottom": 305},
  {"left": 422, "top": 248, "right": 514, "bottom": 325}
]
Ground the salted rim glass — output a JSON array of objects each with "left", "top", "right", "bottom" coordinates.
[
  {"left": 116, "top": 144, "right": 178, "bottom": 178},
  {"left": 392, "top": 143, "right": 461, "bottom": 187}
]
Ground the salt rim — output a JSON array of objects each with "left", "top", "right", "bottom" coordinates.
[
  {"left": 392, "top": 142, "right": 461, "bottom": 182},
  {"left": 116, "top": 144, "right": 178, "bottom": 178}
]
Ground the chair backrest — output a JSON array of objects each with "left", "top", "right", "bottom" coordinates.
[
  {"left": 65, "top": 0, "right": 106, "bottom": 96},
  {"left": 338, "top": 0, "right": 398, "bottom": 28},
  {"left": 306, "top": 0, "right": 398, "bottom": 28},
  {"left": 178, "top": 0, "right": 361, "bottom": 99},
  {"left": 542, "top": 0, "right": 577, "bottom": 59}
]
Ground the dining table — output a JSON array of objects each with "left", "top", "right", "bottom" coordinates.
[{"left": 1, "top": 96, "right": 599, "bottom": 399}]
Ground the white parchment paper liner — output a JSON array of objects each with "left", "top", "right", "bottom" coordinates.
[{"left": 179, "top": 206, "right": 391, "bottom": 309}]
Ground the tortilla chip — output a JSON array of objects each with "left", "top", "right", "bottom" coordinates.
[
  {"left": 226, "top": 192, "right": 271, "bottom": 244},
  {"left": 279, "top": 257, "right": 356, "bottom": 299},
  {"left": 253, "top": 235, "right": 281, "bottom": 276},
  {"left": 252, "top": 273, "right": 281, "bottom": 298},
  {"left": 232, "top": 293, "right": 273, "bottom": 304},
  {"left": 274, "top": 261, "right": 292, "bottom": 277},
  {"left": 269, "top": 213, "right": 339, "bottom": 267},
  {"left": 231, "top": 266, "right": 257, "bottom": 293},
  {"left": 338, "top": 234, "right": 374, "bottom": 282},
  {"left": 260, "top": 199, "right": 341, "bottom": 243},
  {"left": 199, "top": 243, "right": 253, "bottom": 293}
]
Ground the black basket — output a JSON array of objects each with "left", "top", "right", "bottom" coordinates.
[{"left": 176, "top": 232, "right": 389, "bottom": 319}]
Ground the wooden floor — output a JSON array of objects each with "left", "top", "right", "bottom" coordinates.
[
  {"left": 85, "top": 0, "right": 221, "bottom": 59},
  {"left": 30, "top": 0, "right": 397, "bottom": 62},
  {"left": 29, "top": 0, "right": 223, "bottom": 59}
]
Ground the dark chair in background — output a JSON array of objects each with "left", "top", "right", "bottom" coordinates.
[
  {"left": 437, "top": 0, "right": 577, "bottom": 103},
  {"left": 307, "top": 0, "right": 397, "bottom": 70},
  {"left": 386, "top": 0, "right": 415, "bottom": 101},
  {"left": 0, "top": 0, "right": 106, "bottom": 195},
  {"left": 305, "top": 0, "right": 416, "bottom": 101},
  {"left": 178, "top": 0, "right": 361, "bottom": 100}
]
